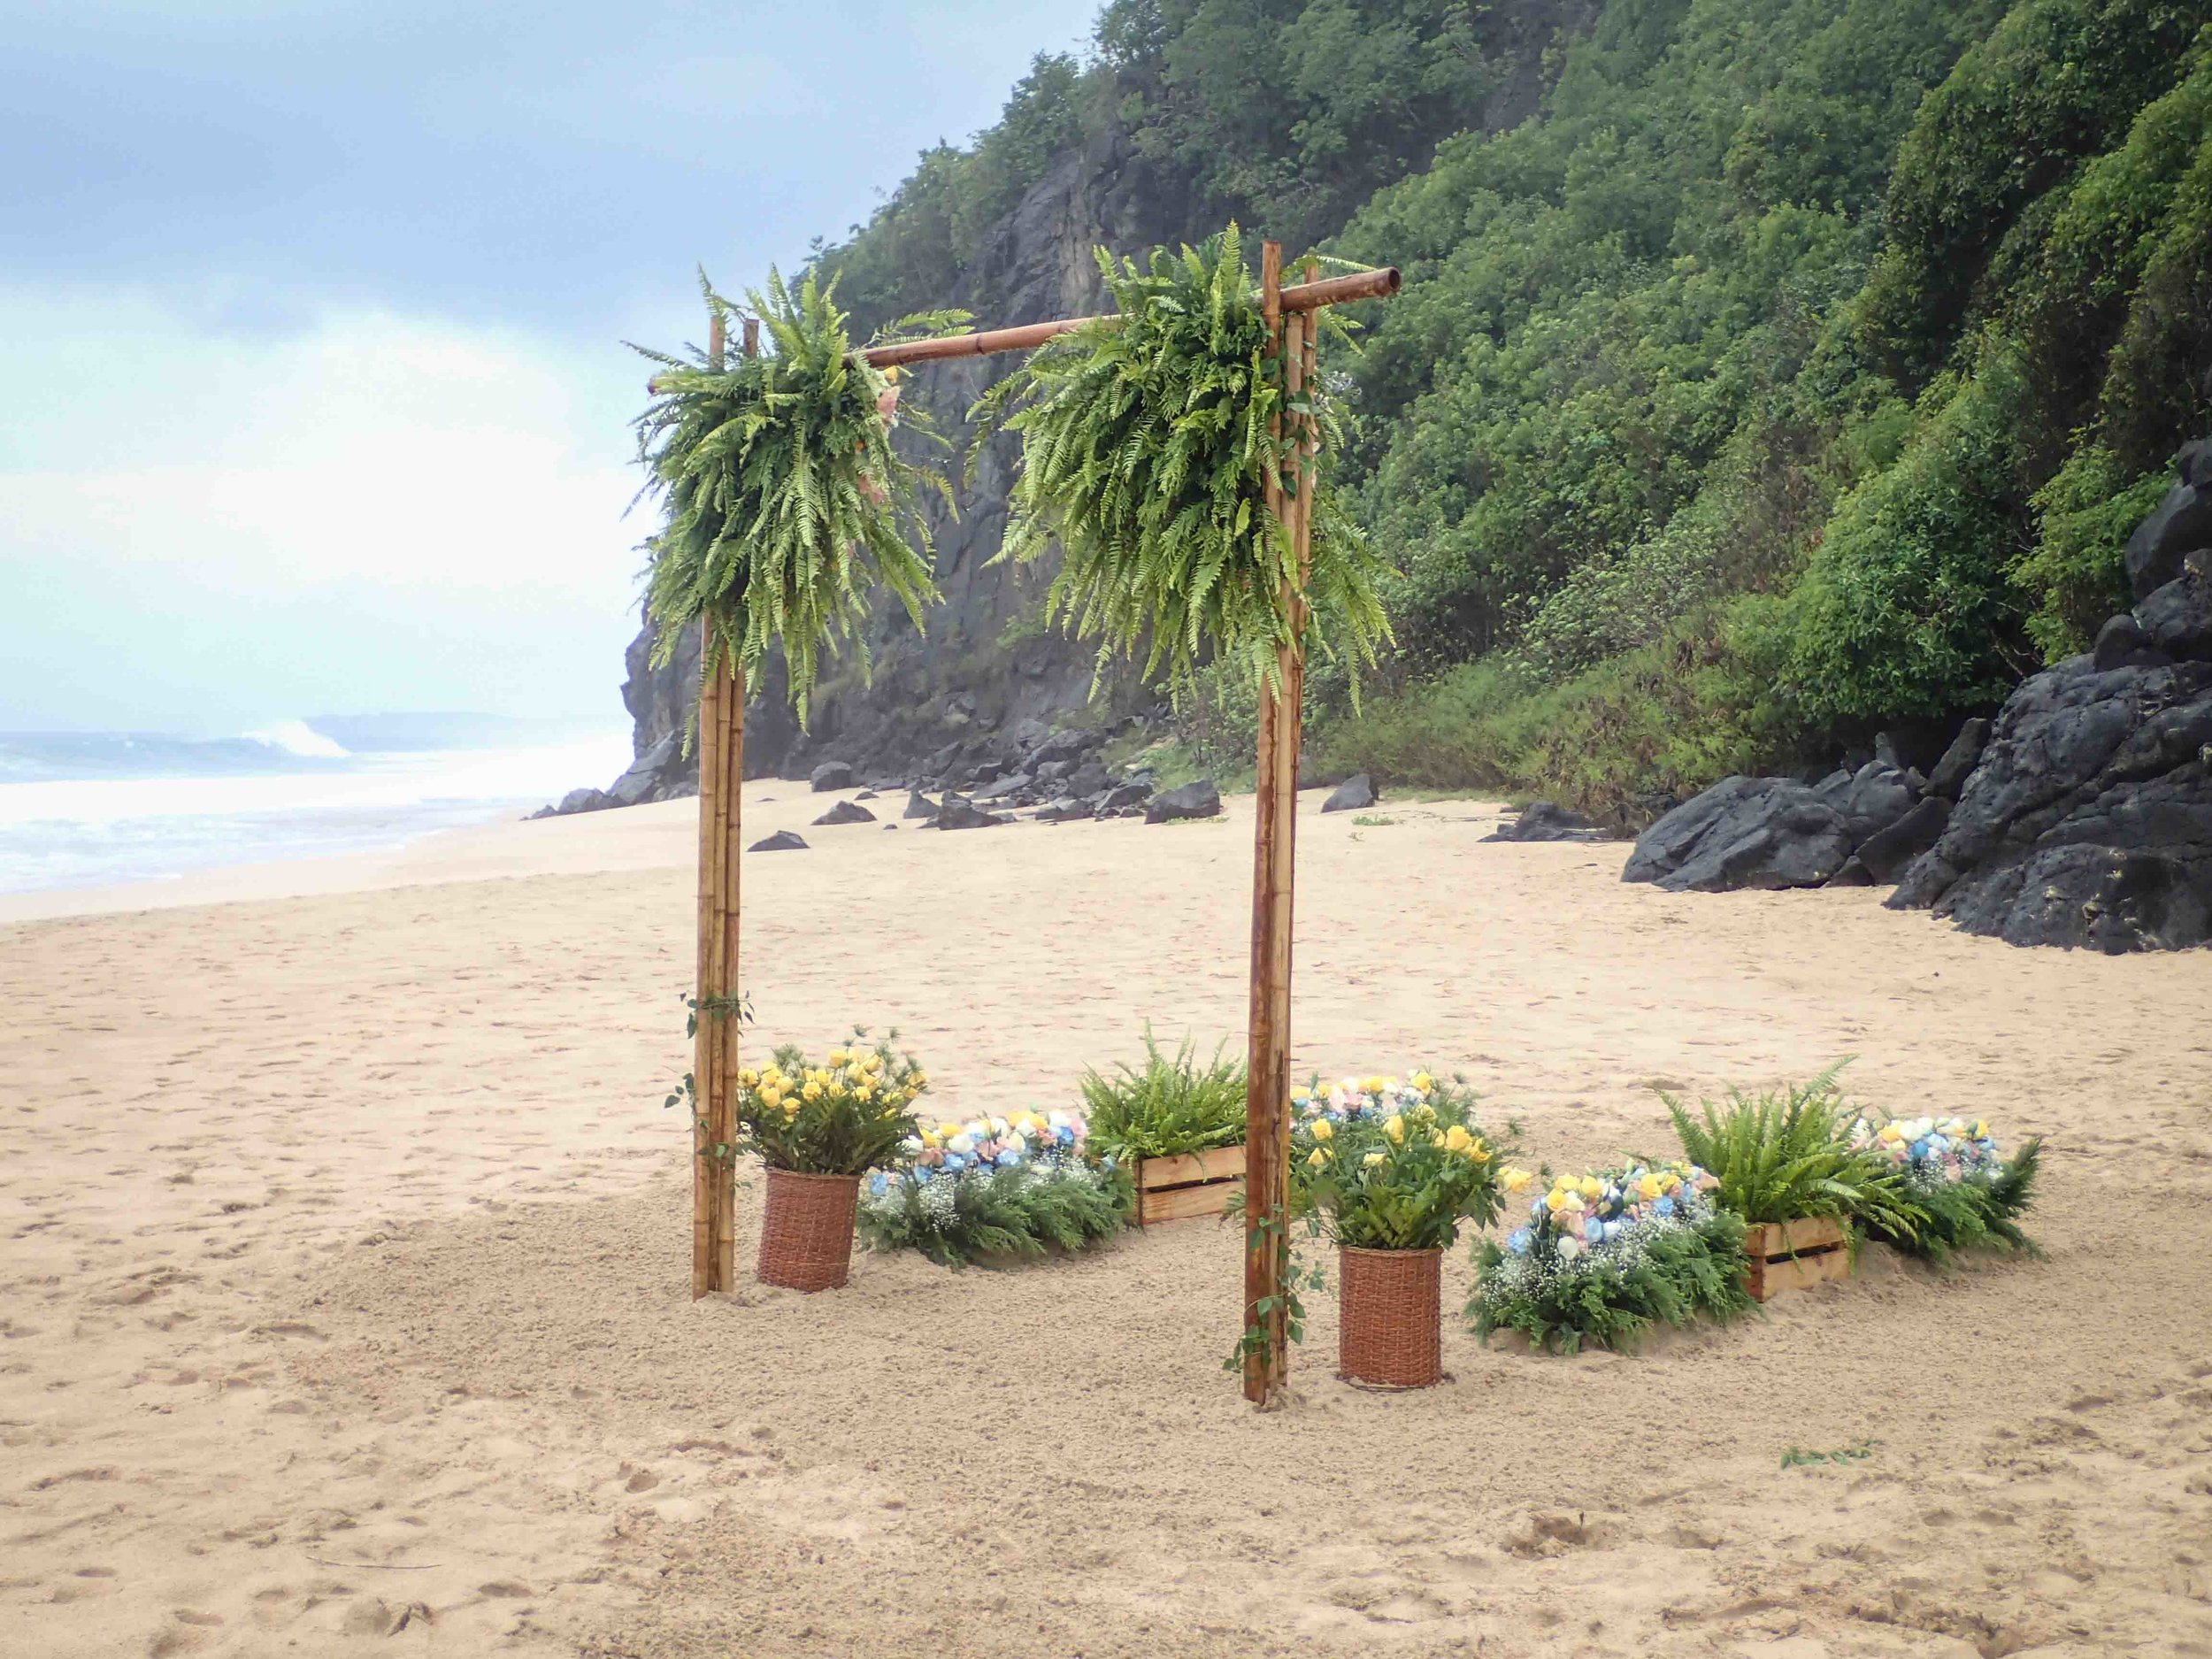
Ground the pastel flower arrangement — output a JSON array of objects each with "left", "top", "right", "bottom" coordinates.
[
  {"left": 1470, "top": 1158, "right": 1752, "bottom": 1353},
  {"left": 1848, "top": 1113, "right": 2001, "bottom": 1183},
  {"left": 1286, "top": 1071, "right": 1509, "bottom": 1250},
  {"left": 857, "top": 1107, "right": 1128, "bottom": 1268},
  {"left": 1843, "top": 1110, "right": 2042, "bottom": 1261}
]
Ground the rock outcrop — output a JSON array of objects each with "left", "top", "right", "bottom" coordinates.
[
  {"left": 1622, "top": 762, "right": 1927, "bottom": 892},
  {"left": 1486, "top": 801, "right": 1608, "bottom": 842},
  {"left": 1883, "top": 442, "right": 2212, "bottom": 950}
]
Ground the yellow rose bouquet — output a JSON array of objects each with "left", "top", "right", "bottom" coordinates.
[
  {"left": 733, "top": 1032, "right": 927, "bottom": 1176},
  {"left": 1287, "top": 1073, "right": 1510, "bottom": 1251}
]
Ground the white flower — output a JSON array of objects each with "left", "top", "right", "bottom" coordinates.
[
  {"left": 1555, "top": 1235, "right": 1583, "bottom": 1262},
  {"left": 947, "top": 1133, "right": 976, "bottom": 1156}
]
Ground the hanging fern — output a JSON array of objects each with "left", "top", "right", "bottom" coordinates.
[
  {"left": 631, "top": 271, "right": 970, "bottom": 720},
  {"left": 973, "top": 226, "right": 1391, "bottom": 699}
]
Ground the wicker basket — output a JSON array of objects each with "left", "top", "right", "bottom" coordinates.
[
  {"left": 757, "top": 1168, "right": 861, "bottom": 1292},
  {"left": 1339, "top": 1245, "right": 1443, "bottom": 1388}
]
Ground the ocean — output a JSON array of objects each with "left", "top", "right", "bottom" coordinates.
[{"left": 0, "top": 717, "right": 634, "bottom": 896}]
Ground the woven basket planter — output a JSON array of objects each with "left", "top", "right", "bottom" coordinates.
[
  {"left": 1339, "top": 1245, "right": 1443, "bottom": 1388},
  {"left": 757, "top": 1168, "right": 861, "bottom": 1292}
]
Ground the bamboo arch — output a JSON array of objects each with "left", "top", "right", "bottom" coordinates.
[{"left": 674, "top": 246, "right": 1401, "bottom": 1408}]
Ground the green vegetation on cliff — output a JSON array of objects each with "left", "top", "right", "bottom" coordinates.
[{"left": 811, "top": 0, "right": 2212, "bottom": 824}]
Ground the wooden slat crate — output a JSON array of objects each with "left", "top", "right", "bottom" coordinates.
[
  {"left": 1741, "top": 1216, "right": 1851, "bottom": 1302},
  {"left": 1134, "top": 1144, "right": 1247, "bottom": 1226}
]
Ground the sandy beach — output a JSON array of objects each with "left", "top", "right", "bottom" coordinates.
[{"left": 5, "top": 783, "right": 2211, "bottom": 1658}]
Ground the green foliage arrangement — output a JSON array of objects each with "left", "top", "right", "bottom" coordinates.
[
  {"left": 858, "top": 1156, "right": 1129, "bottom": 1269},
  {"left": 1848, "top": 1113, "right": 2045, "bottom": 1263},
  {"left": 730, "top": 1033, "right": 927, "bottom": 1176},
  {"left": 1469, "top": 1162, "right": 1755, "bottom": 1355},
  {"left": 1286, "top": 1075, "right": 1508, "bottom": 1250},
  {"left": 631, "top": 271, "right": 969, "bottom": 720},
  {"left": 1663, "top": 1067, "right": 1921, "bottom": 1238},
  {"left": 973, "top": 227, "right": 1391, "bottom": 698},
  {"left": 1079, "top": 1027, "right": 1247, "bottom": 1164}
]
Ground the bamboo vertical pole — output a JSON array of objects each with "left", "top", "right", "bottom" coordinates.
[
  {"left": 1243, "top": 241, "right": 1293, "bottom": 1405},
  {"left": 692, "top": 308, "right": 753, "bottom": 1298}
]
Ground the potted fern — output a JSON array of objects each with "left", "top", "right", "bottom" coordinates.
[
  {"left": 1288, "top": 1075, "right": 1507, "bottom": 1387},
  {"left": 1081, "top": 1029, "right": 1248, "bottom": 1225},
  {"left": 1663, "top": 1069, "right": 1920, "bottom": 1300}
]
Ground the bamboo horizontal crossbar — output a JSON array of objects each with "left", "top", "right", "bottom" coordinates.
[{"left": 646, "top": 267, "right": 1401, "bottom": 388}]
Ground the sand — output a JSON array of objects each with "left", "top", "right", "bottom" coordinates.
[{"left": 4, "top": 783, "right": 2211, "bottom": 1659}]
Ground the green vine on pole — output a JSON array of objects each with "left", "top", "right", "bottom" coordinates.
[{"left": 664, "top": 988, "right": 755, "bottom": 1170}]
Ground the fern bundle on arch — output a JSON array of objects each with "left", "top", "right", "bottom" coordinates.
[
  {"left": 973, "top": 226, "right": 1390, "bottom": 699},
  {"left": 631, "top": 271, "right": 970, "bottom": 719}
]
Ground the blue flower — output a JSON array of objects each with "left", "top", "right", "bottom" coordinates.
[
  {"left": 1507, "top": 1228, "right": 1532, "bottom": 1256},
  {"left": 944, "top": 1154, "right": 967, "bottom": 1171},
  {"left": 1654, "top": 1196, "right": 1676, "bottom": 1217}
]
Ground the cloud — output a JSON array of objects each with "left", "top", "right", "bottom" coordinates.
[{"left": 0, "top": 290, "right": 647, "bottom": 726}]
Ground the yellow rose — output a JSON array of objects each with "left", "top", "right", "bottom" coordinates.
[
  {"left": 920, "top": 1128, "right": 941, "bottom": 1148},
  {"left": 1637, "top": 1174, "right": 1662, "bottom": 1201},
  {"left": 760, "top": 1087, "right": 782, "bottom": 1110},
  {"left": 864, "top": 1053, "right": 884, "bottom": 1074},
  {"left": 1310, "top": 1119, "right": 1333, "bottom": 1141},
  {"left": 1431, "top": 1132, "right": 1447, "bottom": 1149},
  {"left": 1412, "top": 1071, "right": 1434, "bottom": 1093},
  {"left": 1502, "top": 1166, "right": 1535, "bottom": 1194},
  {"left": 1363, "top": 1151, "right": 1386, "bottom": 1168},
  {"left": 802, "top": 1080, "right": 824, "bottom": 1102},
  {"left": 826, "top": 1048, "right": 849, "bottom": 1066},
  {"left": 781, "top": 1097, "right": 800, "bottom": 1118},
  {"left": 738, "top": 1067, "right": 759, "bottom": 1088},
  {"left": 1382, "top": 1116, "right": 1405, "bottom": 1144},
  {"left": 911, "top": 1071, "right": 928, "bottom": 1090},
  {"left": 1578, "top": 1176, "right": 1602, "bottom": 1200},
  {"left": 1470, "top": 1144, "right": 1491, "bottom": 1164},
  {"left": 1363, "top": 1075, "right": 1386, "bottom": 1095},
  {"left": 1306, "top": 1148, "right": 1327, "bottom": 1168},
  {"left": 1443, "top": 1125, "right": 1473, "bottom": 1153},
  {"left": 1547, "top": 1189, "right": 1569, "bottom": 1210}
]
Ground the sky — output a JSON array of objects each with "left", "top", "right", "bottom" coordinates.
[{"left": 0, "top": 0, "right": 1097, "bottom": 733}]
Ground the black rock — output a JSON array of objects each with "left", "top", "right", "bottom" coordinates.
[
  {"left": 1486, "top": 800, "right": 1607, "bottom": 842},
  {"left": 904, "top": 789, "right": 940, "bottom": 820},
  {"left": 606, "top": 733, "right": 680, "bottom": 807},
  {"left": 550, "top": 786, "right": 613, "bottom": 816},
  {"left": 810, "top": 761, "right": 856, "bottom": 793},
  {"left": 1037, "top": 796, "right": 1094, "bottom": 823},
  {"left": 1623, "top": 777, "right": 1856, "bottom": 891},
  {"left": 855, "top": 789, "right": 878, "bottom": 801},
  {"left": 1924, "top": 718, "right": 1992, "bottom": 800},
  {"left": 1321, "top": 773, "right": 1377, "bottom": 813},
  {"left": 1146, "top": 780, "right": 1224, "bottom": 824},
  {"left": 813, "top": 800, "right": 877, "bottom": 826},
  {"left": 2124, "top": 481, "right": 2212, "bottom": 599},
  {"left": 972, "top": 770, "right": 1033, "bottom": 803},
  {"left": 936, "top": 794, "right": 1010, "bottom": 830},
  {"left": 1827, "top": 856, "right": 1876, "bottom": 887},
  {"left": 2093, "top": 611, "right": 2154, "bottom": 671},
  {"left": 1855, "top": 795, "right": 1952, "bottom": 884},
  {"left": 1886, "top": 654, "right": 2212, "bottom": 949},
  {"left": 1816, "top": 761, "right": 1922, "bottom": 843},
  {"left": 1064, "top": 760, "right": 1112, "bottom": 797},
  {"left": 749, "top": 830, "right": 809, "bottom": 852},
  {"left": 2135, "top": 563, "right": 2212, "bottom": 662},
  {"left": 1094, "top": 780, "right": 1153, "bottom": 816}
]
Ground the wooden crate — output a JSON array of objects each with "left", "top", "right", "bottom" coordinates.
[
  {"left": 1134, "top": 1145, "right": 1247, "bottom": 1226},
  {"left": 1742, "top": 1216, "right": 1851, "bottom": 1302}
]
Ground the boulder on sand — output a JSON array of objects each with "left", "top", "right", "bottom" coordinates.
[
  {"left": 936, "top": 794, "right": 1010, "bottom": 830},
  {"left": 1145, "top": 781, "right": 1224, "bottom": 824},
  {"left": 749, "top": 830, "right": 808, "bottom": 852},
  {"left": 1320, "top": 774, "right": 1377, "bottom": 813},
  {"left": 809, "top": 761, "right": 856, "bottom": 793},
  {"left": 1486, "top": 801, "right": 1606, "bottom": 843},
  {"left": 1622, "top": 778, "right": 1858, "bottom": 891},
  {"left": 813, "top": 800, "right": 877, "bottom": 826}
]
